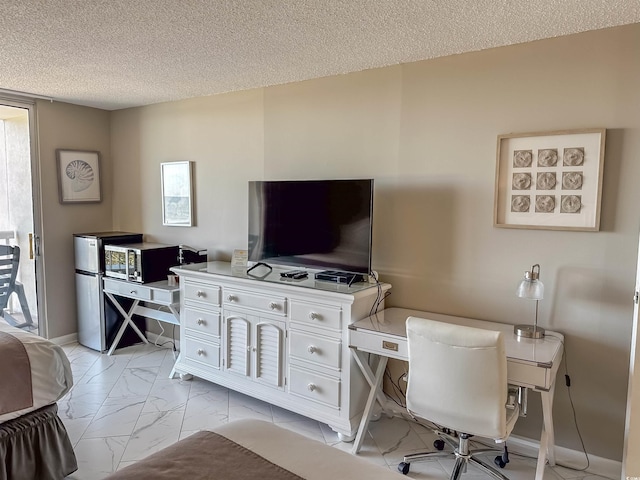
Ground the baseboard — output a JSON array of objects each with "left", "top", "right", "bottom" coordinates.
[
  {"left": 49, "top": 332, "right": 78, "bottom": 346},
  {"left": 507, "top": 434, "right": 621, "bottom": 480}
]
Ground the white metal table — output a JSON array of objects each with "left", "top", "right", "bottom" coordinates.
[{"left": 103, "top": 277, "right": 180, "bottom": 377}]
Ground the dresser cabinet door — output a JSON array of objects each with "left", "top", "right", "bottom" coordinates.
[
  {"left": 254, "top": 320, "right": 285, "bottom": 388},
  {"left": 224, "top": 310, "right": 285, "bottom": 389},
  {"left": 225, "top": 314, "right": 250, "bottom": 377}
]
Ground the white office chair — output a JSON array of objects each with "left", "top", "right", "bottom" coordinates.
[{"left": 398, "top": 316, "right": 519, "bottom": 480}]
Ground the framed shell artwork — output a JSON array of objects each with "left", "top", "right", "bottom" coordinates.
[
  {"left": 56, "top": 149, "right": 102, "bottom": 203},
  {"left": 494, "top": 129, "right": 605, "bottom": 231}
]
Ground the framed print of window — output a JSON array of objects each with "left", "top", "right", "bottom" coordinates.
[
  {"left": 494, "top": 128, "right": 606, "bottom": 231},
  {"left": 161, "top": 161, "right": 194, "bottom": 227}
]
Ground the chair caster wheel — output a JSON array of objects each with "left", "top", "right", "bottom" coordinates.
[
  {"left": 398, "top": 462, "right": 410, "bottom": 475},
  {"left": 433, "top": 439, "right": 445, "bottom": 451},
  {"left": 494, "top": 455, "right": 506, "bottom": 468}
]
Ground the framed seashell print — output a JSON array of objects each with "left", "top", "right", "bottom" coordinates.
[
  {"left": 56, "top": 149, "right": 102, "bottom": 203},
  {"left": 494, "top": 128, "right": 605, "bottom": 231}
]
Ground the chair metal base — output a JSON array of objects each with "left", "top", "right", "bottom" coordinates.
[{"left": 399, "top": 430, "right": 510, "bottom": 480}]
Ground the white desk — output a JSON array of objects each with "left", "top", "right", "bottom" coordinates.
[
  {"left": 348, "top": 307, "right": 564, "bottom": 480},
  {"left": 103, "top": 278, "right": 180, "bottom": 377}
]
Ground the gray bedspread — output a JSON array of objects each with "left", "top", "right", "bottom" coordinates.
[{"left": 105, "top": 430, "right": 304, "bottom": 479}]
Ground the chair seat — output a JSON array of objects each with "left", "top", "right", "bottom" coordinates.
[{"left": 408, "top": 402, "right": 519, "bottom": 444}]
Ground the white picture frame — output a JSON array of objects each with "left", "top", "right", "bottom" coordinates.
[
  {"left": 56, "top": 149, "right": 102, "bottom": 203},
  {"left": 161, "top": 161, "right": 194, "bottom": 227},
  {"left": 494, "top": 128, "right": 606, "bottom": 231}
]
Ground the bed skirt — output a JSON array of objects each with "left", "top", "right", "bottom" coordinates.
[{"left": 0, "top": 403, "right": 78, "bottom": 480}]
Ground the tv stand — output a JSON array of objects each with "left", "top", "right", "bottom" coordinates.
[
  {"left": 314, "top": 270, "right": 366, "bottom": 286},
  {"left": 170, "top": 261, "right": 391, "bottom": 440}
]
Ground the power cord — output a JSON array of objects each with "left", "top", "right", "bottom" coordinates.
[
  {"left": 384, "top": 369, "right": 407, "bottom": 408},
  {"left": 151, "top": 305, "right": 177, "bottom": 353},
  {"left": 544, "top": 333, "right": 590, "bottom": 473},
  {"left": 368, "top": 270, "right": 390, "bottom": 316}
]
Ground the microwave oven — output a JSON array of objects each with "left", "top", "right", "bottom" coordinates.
[{"left": 104, "top": 243, "right": 179, "bottom": 283}]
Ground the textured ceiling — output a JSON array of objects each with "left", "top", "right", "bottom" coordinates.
[{"left": 0, "top": 1, "right": 639, "bottom": 111}]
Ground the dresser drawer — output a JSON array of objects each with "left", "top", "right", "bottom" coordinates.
[
  {"left": 184, "top": 307, "right": 221, "bottom": 339},
  {"left": 104, "top": 278, "right": 151, "bottom": 301},
  {"left": 184, "top": 281, "right": 220, "bottom": 306},
  {"left": 184, "top": 337, "right": 221, "bottom": 369},
  {"left": 224, "top": 288, "right": 286, "bottom": 316},
  {"left": 290, "top": 331, "right": 341, "bottom": 370},
  {"left": 290, "top": 301, "right": 341, "bottom": 331},
  {"left": 289, "top": 366, "right": 340, "bottom": 409}
]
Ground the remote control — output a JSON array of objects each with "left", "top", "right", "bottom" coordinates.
[
  {"left": 280, "top": 269, "right": 307, "bottom": 278},
  {"left": 292, "top": 272, "right": 308, "bottom": 279}
]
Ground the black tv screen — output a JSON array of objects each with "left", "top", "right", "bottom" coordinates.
[{"left": 248, "top": 179, "right": 373, "bottom": 274}]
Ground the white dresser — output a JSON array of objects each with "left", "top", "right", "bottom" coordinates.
[{"left": 171, "top": 261, "right": 391, "bottom": 439}]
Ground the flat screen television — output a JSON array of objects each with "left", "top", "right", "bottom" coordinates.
[{"left": 248, "top": 179, "right": 373, "bottom": 274}]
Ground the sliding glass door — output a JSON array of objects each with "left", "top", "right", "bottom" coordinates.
[{"left": 0, "top": 98, "right": 43, "bottom": 336}]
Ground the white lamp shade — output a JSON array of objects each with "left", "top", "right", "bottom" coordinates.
[{"left": 516, "top": 278, "right": 544, "bottom": 300}]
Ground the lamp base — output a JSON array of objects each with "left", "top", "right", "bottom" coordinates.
[{"left": 514, "top": 324, "right": 545, "bottom": 339}]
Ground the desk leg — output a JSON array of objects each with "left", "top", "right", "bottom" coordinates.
[
  {"left": 541, "top": 385, "right": 556, "bottom": 465},
  {"left": 167, "top": 305, "right": 181, "bottom": 379},
  {"left": 535, "top": 424, "right": 549, "bottom": 480},
  {"left": 352, "top": 353, "right": 388, "bottom": 454},
  {"left": 169, "top": 353, "right": 179, "bottom": 379},
  {"left": 105, "top": 294, "right": 148, "bottom": 356},
  {"left": 534, "top": 385, "right": 556, "bottom": 480},
  {"left": 351, "top": 349, "right": 389, "bottom": 408}
]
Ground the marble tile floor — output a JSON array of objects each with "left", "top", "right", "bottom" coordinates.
[{"left": 59, "top": 342, "right": 611, "bottom": 480}]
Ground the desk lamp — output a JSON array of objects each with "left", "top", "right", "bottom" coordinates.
[{"left": 514, "top": 264, "right": 545, "bottom": 339}]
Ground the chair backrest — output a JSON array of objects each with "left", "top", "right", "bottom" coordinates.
[
  {"left": 405, "top": 316, "right": 508, "bottom": 439},
  {"left": 0, "top": 245, "right": 20, "bottom": 311}
]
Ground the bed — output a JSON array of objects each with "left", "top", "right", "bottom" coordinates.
[
  {"left": 0, "top": 320, "right": 77, "bottom": 480},
  {"left": 105, "top": 419, "right": 400, "bottom": 479}
]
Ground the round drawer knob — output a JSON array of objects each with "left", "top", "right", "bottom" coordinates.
[
  {"left": 227, "top": 295, "right": 236, "bottom": 302},
  {"left": 308, "top": 312, "right": 319, "bottom": 320},
  {"left": 307, "top": 345, "right": 317, "bottom": 354},
  {"left": 307, "top": 383, "right": 317, "bottom": 392},
  {"left": 197, "top": 349, "right": 205, "bottom": 356},
  {"left": 196, "top": 290, "right": 205, "bottom": 298},
  {"left": 197, "top": 318, "right": 205, "bottom": 326},
  {"left": 130, "top": 290, "right": 137, "bottom": 295},
  {"left": 269, "top": 302, "right": 278, "bottom": 310}
]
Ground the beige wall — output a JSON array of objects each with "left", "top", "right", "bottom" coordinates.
[
  {"left": 23, "top": 23, "right": 631, "bottom": 462},
  {"left": 109, "top": 24, "right": 640, "bottom": 461},
  {"left": 36, "top": 100, "right": 111, "bottom": 339}
]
